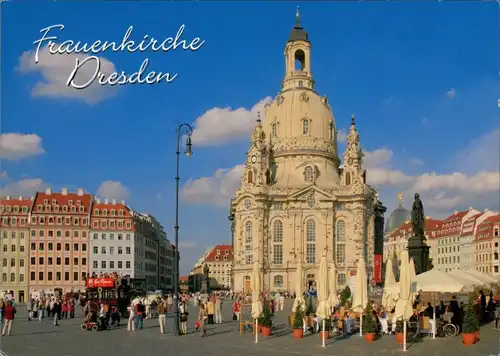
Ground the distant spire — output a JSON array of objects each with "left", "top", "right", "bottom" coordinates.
[
  {"left": 398, "top": 192, "right": 403, "bottom": 207},
  {"left": 296, "top": 6, "right": 301, "bottom": 27},
  {"left": 351, "top": 114, "right": 356, "bottom": 126},
  {"left": 257, "top": 111, "right": 261, "bottom": 123}
]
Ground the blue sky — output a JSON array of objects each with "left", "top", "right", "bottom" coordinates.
[{"left": 1, "top": 1, "right": 499, "bottom": 274}]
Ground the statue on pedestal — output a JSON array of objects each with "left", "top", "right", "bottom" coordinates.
[{"left": 411, "top": 193, "right": 425, "bottom": 237}]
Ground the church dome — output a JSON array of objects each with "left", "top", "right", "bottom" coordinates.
[{"left": 385, "top": 205, "right": 410, "bottom": 234}]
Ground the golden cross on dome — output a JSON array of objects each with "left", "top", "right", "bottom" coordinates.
[{"left": 398, "top": 192, "right": 403, "bottom": 206}]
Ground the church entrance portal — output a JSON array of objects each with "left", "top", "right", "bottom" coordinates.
[{"left": 243, "top": 276, "right": 251, "bottom": 294}]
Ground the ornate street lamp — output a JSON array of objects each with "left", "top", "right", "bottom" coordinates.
[{"left": 173, "top": 123, "right": 193, "bottom": 336}]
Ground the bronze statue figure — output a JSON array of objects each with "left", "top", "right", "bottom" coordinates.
[{"left": 411, "top": 193, "right": 425, "bottom": 236}]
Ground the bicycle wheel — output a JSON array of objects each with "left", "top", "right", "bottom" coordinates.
[{"left": 442, "top": 324, "right": 456, "bottom": 337}]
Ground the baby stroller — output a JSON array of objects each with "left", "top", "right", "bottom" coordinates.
[{"left": 81, "top": 311, "right": 100, "bottom": 331}]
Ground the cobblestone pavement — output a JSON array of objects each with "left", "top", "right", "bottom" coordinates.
[{"left": 1, "top": 301, "right": 500, "bottom": 356}]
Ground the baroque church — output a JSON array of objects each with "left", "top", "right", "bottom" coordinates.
[{"left": 230, "top": 10, "right": 378, "bottom": 293}]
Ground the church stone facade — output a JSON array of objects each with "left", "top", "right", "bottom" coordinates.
[{"left": 230, "top": 11, "right": 378, "bottom": 293}]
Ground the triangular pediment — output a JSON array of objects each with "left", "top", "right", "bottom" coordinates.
[{"left": 288, "top": 185, "right": 334, "bottom": 201}]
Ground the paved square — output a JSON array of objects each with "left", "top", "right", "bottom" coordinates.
[{"left": 1, "top": 301, "right": 499, "bottom": 356}]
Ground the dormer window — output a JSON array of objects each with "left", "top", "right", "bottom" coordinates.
[
  {"left": 43, "top": 199, "right": 48, "bottom": 204},
  {"left": 45, "top": 205, "right": 51, "bottom": 211},
  {"left": 52, "top": 199, "right": 57, "bottom": 205},
  {"left": 94, "top": 209, "right": 99, "bottom": 216},
  {"left": 76, "top": 200, "right": 81, "bottom": 205},
  {"left": 37, "top": 205, "right": 42, "bottom": 211},
  {"left": 68, "top": 200, "right": 73, "bottom": 205},
  {"left": 54, "top": 205, "right": 59, "bottom": 212},
  {"left": 302, "top": 119, "right": 310, "bottom": 135},
  {"left": 62, "top": 206, "right": 68, "bottom": 212},
  {"left": 118, "top": 210, "right": 124, "bottom": 217},
  {"left": 13, "top": 207, "right": 19, "bottom": 213},
  {"left": 71, "top": 206, "right": 76, "bottom": 212},
  {"left": 102, "top": 209, "right": 107, "bottom": 216},
  {"left": 111, "top": 210, "right": 116, "bottom": 216}
]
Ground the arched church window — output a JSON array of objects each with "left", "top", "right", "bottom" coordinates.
[
  {"left": 337, "top": 273, "right": 346, "bottom": 286},
  {"left": 245, "top": 221, "right": 253, "bottom": 264},
  {"left": 295, "top": 49, "right": 305, "bottom": 71},
  {"left": 302, "top": 119, "right": 310, "bottom": 135},
  {"left": 271, "top": 123, "right": 278, "bottom": 138},
  {"left": 306, "top": 194, "right": 316, "bottom": 208},
  {"left": 247, "top": 170, "right": 253, "bottom": 184},
  {"left": 273, "top": 220, "right": 283, "bottom": 264},
  {"left": 345, "top": 172, "right": 351, "bottom": 185},
  {"left": 298, "top": 80, "right": 303, "bottom": 87},
  {"left": 273, "top": 275, "right": 284, "bottom": 288},
  {"left": 304, "top": 166, "right": 314, "bottom": 183},
  {"left": 336, "top": 220, "right": 346, "bottom": 265},
  {"left": 305, "top": 219, "right": 316, "bottom": 264}
]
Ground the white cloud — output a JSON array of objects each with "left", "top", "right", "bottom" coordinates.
[
  {"left": 190, "top": 97, "right": 272, "bottom": 146},
  {"left": 446, "top": 88, "right": 456, "bottom": 99},
  {"left": 337, "top": 129, "right": 347, "bottom": 143},
  {"left": 17, "top": 45, "right": 118, "bottom": 105},
  {"left": 97, "top": 181, "right": 130, "bottom": 201},
  {"left": 0, "top": 178, "right": 47, "bottom": 197},
  {"left": 363, "top": 148, "right": 393, "bottom": 168},
  {"left": 0, "top": 133, "right": 44, "bottom": 160},
  {"left": 180, "top": 165, "right": 244, "bottom": 207}
]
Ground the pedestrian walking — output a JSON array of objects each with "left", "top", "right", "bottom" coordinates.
[
  {"left": 158, "top": 298, "right": 167, "bottom": 334},
  {"left": 1, "top": 300, "right": 16, "bottom": 336}
]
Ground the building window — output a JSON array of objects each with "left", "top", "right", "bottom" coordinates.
[
  {"left": 126, "top": 261, "right": 131, "bottom": 269},
  {"left": 306, "top": 219, "right": 316, "bottom": 264},
  {"left": 2, "top": 258, "right": 6, "bottom": 267},
  {"left": 101, "top": 261, "right": 106, "bottom": 269},
  {"left": 304, "top": 166, "right": 315, "bottom": 183},
  {"left": 273, "top": 220, "right": 283, "bottom": 264},
  {"left": 337, "top": 273, "right": 346, "bottom": 286},
  {"left": 336, "top": 220, "right": 346, "bottom": 265},
  {"left": 10, "top": 273, "right": 15, "bottom": 282},
  {"left": 245, "top": 221, "right": 253, "bottom": 265},
  {"left": 271, "top": 123, "right": 278, "bottom": 138},
  {"left": 247, "top": 170, "right": 253, "bottom": 184},
  {"left": 345, "top": 172, "right": 351, "bottom": 186},
  {"left": 306, "top": 194, "right": 316, "bottom": 208},
  {"left": 273, "top": 275, "right": 284, "bottom": 288},
  {"left": 10, "top": 258, "right": 15, "bottom": 267},
  {"left": 302, "top": 119, "right": 310, "bottom": 135}
]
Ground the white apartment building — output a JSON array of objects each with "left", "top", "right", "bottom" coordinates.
[
  {"left": 434, "top": 208, "right": 479, "bottom": 272},
  {"left": 459, "top": 210, "right": 496, "bottom": 272},
  {"left": 89, "top": 199, "right": 135, "bottom": 277}
]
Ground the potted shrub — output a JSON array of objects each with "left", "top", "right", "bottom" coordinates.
[
  {"left": 292, "top": 303, "right": 304, "bottom": 339},
  {"left": 463, "top": 294, "right": 480, "bottom": 346},
  {"left": 363, "top": 302, "right": 377, "bottom": 342},
  {"left": 394, "top": 319, "right": 405, "bottom": 344},
  {"left": 340, "top": 286, "right": 351, "bottom": 306},
  {"left": 259, "top": 302, "right": 273, "bottom": 336}
]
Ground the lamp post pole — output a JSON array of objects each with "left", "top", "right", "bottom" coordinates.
[{"left": 174, "top": 123, "right": 193, "bottom": 336}]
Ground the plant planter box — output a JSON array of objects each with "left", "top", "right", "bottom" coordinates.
[
  {"left": 364, "top": 333, "right": 376, "bottom": 342},
  {"left": 462, "top": 333, "right": 476, "bottom": 346},
  {"left": 261, "top": 326, "right": 271, "bottom": 336},
  {"left": 292, "top": 328, "right": 303, "bottom": 339}
]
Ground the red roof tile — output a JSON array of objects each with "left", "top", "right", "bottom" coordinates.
[
  {"left": 32, "top": 189, "right": 92, "bottom": 215},
  {"left": 204, "top": 244, "right": 233, "bottom": 263},
  {"left": 475, "top": 214, "right": 500, "bottom": 241},
  {"left": 386, "top": 218, "right": 442, "bottom": 241},
  {"left": 435, "top": 210, "right": 469, "bottom": 237}
]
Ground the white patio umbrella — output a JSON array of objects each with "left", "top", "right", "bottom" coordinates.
[
  {"left": 352, "top": 257, "right": 368, "bottom": 336},
  {"left": 394, "top": 250, "right": 414, "bottom": 351},
  {"left": 329, "top": 261, "right": 339, "bottom": 310},
  {"left": 292, "top": 259, "right": 306, "bottom": 313},
  {"left": 385, "top": 269, "right": 465, "bottom": 295},
  {"left": 381, "top": 258, "right": 396, "bottom": 311},
  {"left": 316, "top": 254, "right": 330, "bottom": 318},
  {"left": 447, "top": 270, "right": 484, "bottom": 292},
  {"left": 409, "top": 258, "right": 417, "bottom": 303},
  {"left": 251, "top": 261, "right": 263, "bottom": 343},
  {"left": 463, "top": 270, "right": 497, "bottom": 284}
]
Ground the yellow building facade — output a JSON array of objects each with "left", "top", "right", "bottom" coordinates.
[
  {"left": 230, "top": 11, "right": 377, "bottom": 293},
  {"left": 0, "top": 197, "right": 31, "bottom": 303}
]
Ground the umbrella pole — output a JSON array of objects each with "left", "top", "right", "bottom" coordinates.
[
  {"left": 254, "top": 318, "right": 259, "bottom": 343},
  {"left": 359, "top": 312, "right": 363, "bottom": 337},
  {"left": 322, "top": 319, "right": 326, "bottom": 347},
  {"left": 432, "top": 293, "right": 436, "bottom": 339},
  {"left": 403, "top": 320, "right": 407, "bottom": 352}
]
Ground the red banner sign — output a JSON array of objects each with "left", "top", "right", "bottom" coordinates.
[
  {"left": 86, "top": 278, "right": 115, "bottom": 288},
  {"left": 374, "top": 254, "right": 382, "bottom": 284}
]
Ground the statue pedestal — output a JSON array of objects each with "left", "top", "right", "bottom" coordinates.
[
  {"left": 201, "top": 280, "right": 210, "bottom": 295},
  {"left": 407, "top": 235, "right": 430, "bottom": 275}
]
